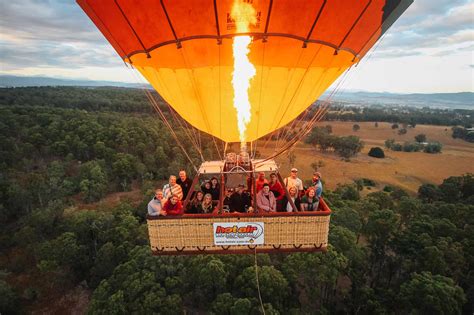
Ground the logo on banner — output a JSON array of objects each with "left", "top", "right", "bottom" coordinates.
[{"left": 213, "top": 222, "right": 264, "bottom": 245}]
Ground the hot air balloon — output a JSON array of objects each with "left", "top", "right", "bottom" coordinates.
[{"left": 78, "top": 0, "right": 412, "bottom": 255}]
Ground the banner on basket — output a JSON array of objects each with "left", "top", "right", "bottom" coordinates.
[{"left": 213, "top": 222, "right": 264, "bottom": 245}]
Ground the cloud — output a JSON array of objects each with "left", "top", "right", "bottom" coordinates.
[
  {"left": 0, "top": 0, "right": 123, "bottom": 72},
  {"left": 0, "top": 1, "right": 103, "bottom": 44},
  {"left": 374, "top": 0, "right": 473, "bottom": 57}
]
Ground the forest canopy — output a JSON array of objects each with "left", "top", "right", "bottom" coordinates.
[{"left": 1, "top": 87, "right": 473, "bottom": 314}]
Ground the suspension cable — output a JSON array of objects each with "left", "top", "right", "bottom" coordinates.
[
  {"left": 178, "top": 48, "right": 224, "bottom": 161},
  {"left": 254, "top": 62, "right": 354, "bottom": 166},
  {"left": 254, "top": 248, "right": 266, "bottom": 315},
  {"left": 261, "top": 47, "right": 306, "bottom": 150},
  {"left": 141, "top": 67, "right": 204, "bottom": 162},
  {"left": 143, "top": 89, "right": 199, "bottom": 171},
  {"left": 126, "top": 66, "right": 199, "bottom": 171},
  {"left": 272, "top": 44, "right": 324, "bottom": 149}
]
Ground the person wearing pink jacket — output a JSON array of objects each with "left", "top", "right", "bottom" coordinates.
[{"left": 256, "top": 183, "right": 277, "bottom": 213}]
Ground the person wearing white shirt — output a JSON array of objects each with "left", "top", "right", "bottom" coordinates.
[{"left": 284, "top": 168, "right": 304, "bottom": 194}]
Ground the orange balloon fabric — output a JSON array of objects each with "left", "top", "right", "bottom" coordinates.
[{"left": 78, "top": 0, "right": 412, "bottom": 142}]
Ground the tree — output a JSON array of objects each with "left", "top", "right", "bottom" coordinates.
[
  {"left": 234, "top": 265, "right": 288, "bottom": 311},
  {"left": 368, "top": 147, "right": 385, "bottom": 158},
  {"left": 324, "top": 125, "right": 333, "bottom": 134},
  {"left": 418, "top": 183, "right": 440, "bottom": 202},
  {"left": 331, "top": 207, "right": 362, "bottom": 234},
  {"left": 334, "top": 136, "right": 364, "bottom": 159},
  {"left": 414, "top": 133, "right": 427, "bottom": 143},
  {"left": 335, "top": 184, "right": 360, "bottom": 201},
  {"left": 0, "top": 275, "right": 19, "bottom": 315},
  {"left": 391, "top": 143, "right": 402, "bottom": 151},
  {"left": 391, "top": 123, "right": 399, "bottom": 129},
  {"left": 402, "top": 141, "right": 422, "bottom": 152},
  {"left": 424, "top": 142, "right": 442, "bottom": 153},
  {"left": 398, "top": 272, "right": 466, "bottom": 315},
  {"left": 79, "top": 161, "right": 108, "bottom": 202},
  {"left": 452, "top": 126, "right": 467, "bottom": 139},
  {"left": 398, "top": 128, "right": 407, "bottom": 135},
  {"left": 384, "top": 139, "right": 395, "bottom": 149},
  {"left": 374, "top": 122, "right": 379, "bottom": 127},
  {"left": 112, "top": 153, "right": 138, "bottom": 190},
  {"left": 352, "top": 124, "right": 361, "bottom": 132},
  {"left": 185, "top": 256, "right": 229, "bottom": 306},
  {"left": 310, "top": 160, "right": 325, "bottom": 172},
  {"left": 438, "top": 176, "right": 463, "bottom": 202},
  {"left": 287, "top": 150, "right": 296, "bottom": 167},
  {"left": 281, "top": 250, "right": 348, "bottom": 312}
]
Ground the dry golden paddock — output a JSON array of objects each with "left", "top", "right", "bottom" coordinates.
[{"left": 259, "top": 121, "right": 474, "bottom": 194}]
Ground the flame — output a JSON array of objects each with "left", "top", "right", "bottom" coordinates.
[{"left": 231, "top": 0, "right": 257, "bottom": 145}]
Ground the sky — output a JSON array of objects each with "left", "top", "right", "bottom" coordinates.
[{"left": 0, "top": 0, "right": 473, "bottom": 94}]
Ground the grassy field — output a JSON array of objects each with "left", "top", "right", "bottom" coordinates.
[{"left": 258, "top": 121, "right": 474, "bottom": 194}]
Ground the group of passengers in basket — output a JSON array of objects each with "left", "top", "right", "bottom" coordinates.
[{"left": 147, "top": 168, "right": 323, "bottom": 217}]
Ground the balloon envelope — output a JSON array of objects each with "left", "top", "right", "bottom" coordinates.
[{"left": 78, "top": 0, "right": 412, "bottom": 142}]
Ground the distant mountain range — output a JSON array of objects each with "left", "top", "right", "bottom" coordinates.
[
  {"left": 0, "top": 75, "right": 146, "bottom": 89},
  {"left": 1, "top": 75, "right": 472, "bottom": 109},
  {"left": 325, "top": 91, "right": 473, "bottom": 109}
]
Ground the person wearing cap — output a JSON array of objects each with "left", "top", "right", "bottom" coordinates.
[
  {"left": 311, "top": 172, "right": 323, "bottom": 199},
  {"left": 256, "top": 183, "right": 277, "bottom": 213},
  {"left": 284, "top": 168, "right": 304, "bottom": 195},
  {"left": 229, "top": 184, "right": 251, "bottom": 213},
  {"left": 255, "top": 172, "right": 268, "bottom": 193}
]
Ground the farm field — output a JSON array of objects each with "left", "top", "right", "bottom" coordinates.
[{"left": 260, "top": 121, "right": 474, "bottom": 193}]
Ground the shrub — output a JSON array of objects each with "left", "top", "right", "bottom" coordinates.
[
  {"left": 354, "top": 178, "right": 376, "bottom": 190},
  {"left": 451, "top": 126, "right": 467, "bottom": 139},
  {"left": 383, "top": 185, "right": 394, "bottom": 192},
  {"left": 335, "top": 184, "right": 360, "bottom": 201},
  {"left": 424, "top": 142, "right": 442, "bottom": 154},
  {"left": 414, "top": 134, "right": 427, "bottom": 143},
  {"left": 368, "top": 147, "right": 385, "bottom": 158},
  {"left": 392, "top": 143, "right": 402, "bottom": 151},
  {"left": 352, "top": 124, "right": 360, "bottom": 132},
  {"left": 334, "top": 136, "right": 364, "bottom": 158},
  {"left": 385, "top": 139, "right": 395, "bottom": 149},
  {"left": 391, "top": 123, "right": 399, "bottom": 129},
  {"left": 402, "top": 142, "right": 422, "bottom": 152},
  {"left": 362, "top": 178, "right": 376, "bottom": 186},
  {"left": 398, "top": 128, "right": 407, "bottom": 135}
]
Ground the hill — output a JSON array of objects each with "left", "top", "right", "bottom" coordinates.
[
  {"left": 326, "top": 91, "right": 474, "bottom": 109},
  {"left": 1, "top": 75, "right": 472, "bottom": 109},
  {"left": 0, "top": 74, "right": 147, "bottom": 89}
]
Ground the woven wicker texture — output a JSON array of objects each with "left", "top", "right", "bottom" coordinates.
[{"left": 147, "top": 214, "right": 330, "bottom": 253}]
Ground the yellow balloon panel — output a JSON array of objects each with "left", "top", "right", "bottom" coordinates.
[{"left": 132, "top": 38, "right": 354, "bottom": 142}]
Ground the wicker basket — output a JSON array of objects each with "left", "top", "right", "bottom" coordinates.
[{"left": 147, "top": 199, "right": 331, "bottom": 255}]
